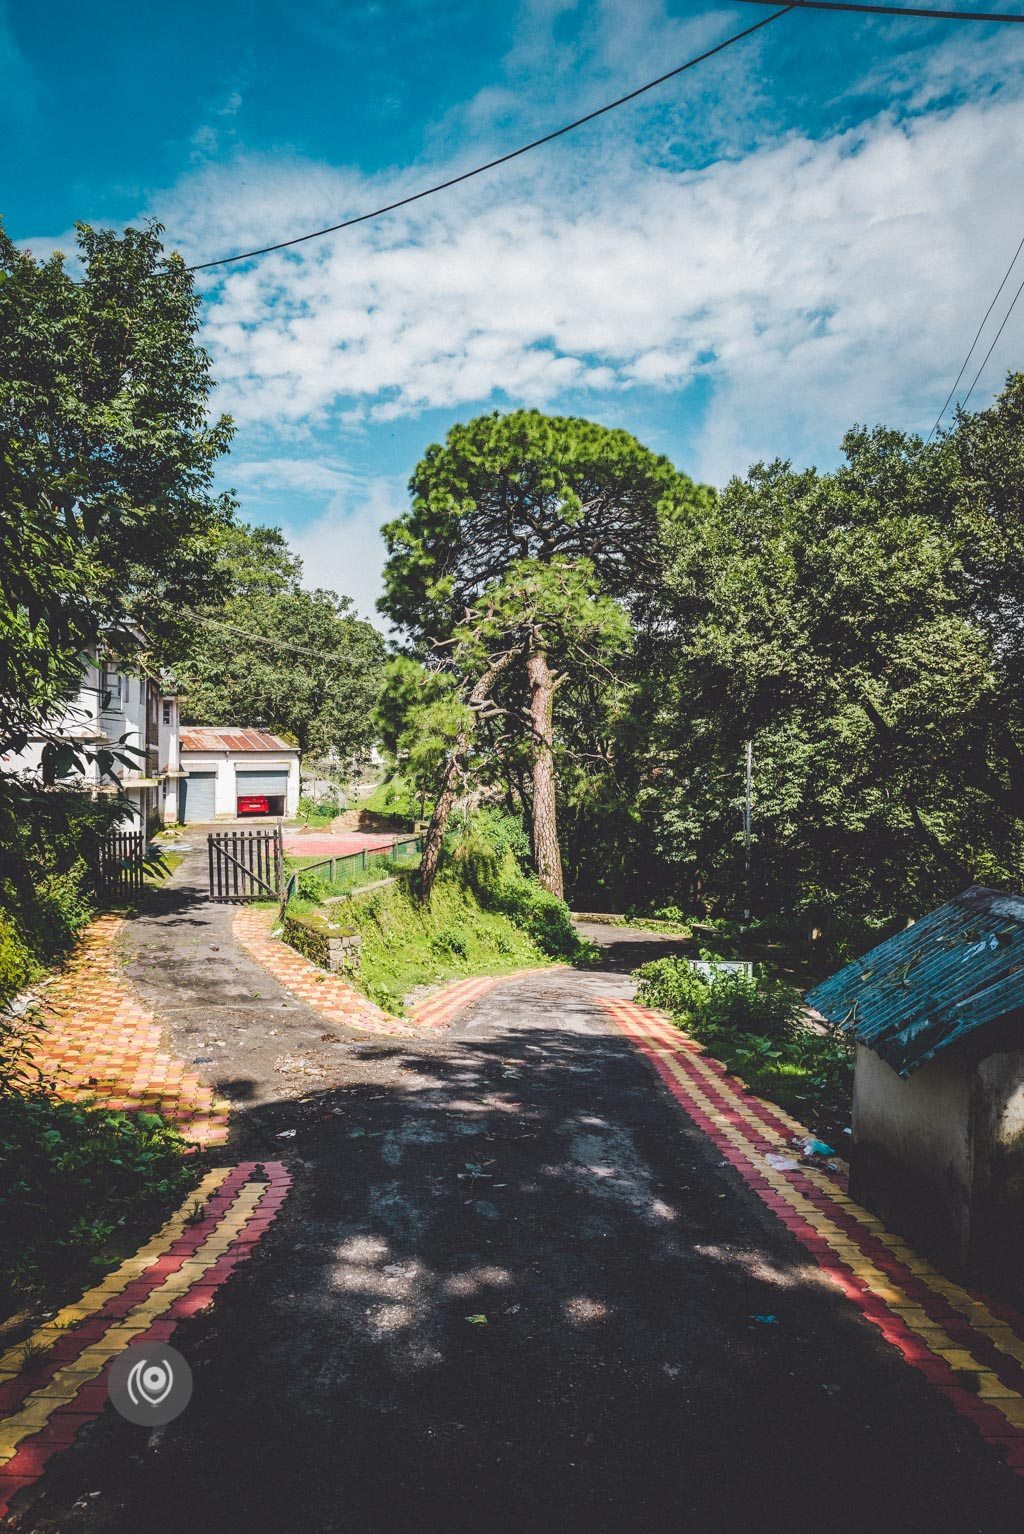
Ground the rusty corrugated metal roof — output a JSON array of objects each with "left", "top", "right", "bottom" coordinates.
[
  {"left": 179, "top": 727, "right": 297, "bottom": 753},
  {"left": 805, "top": 887, "right": 1024, "bottom": 1077}
]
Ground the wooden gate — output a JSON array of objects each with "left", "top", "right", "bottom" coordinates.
[
  {"left": 93, "top": 830, "right": 147, "bottom": 898},
  {"left": 207, "top": 824, "right": 283, "bottom": 902}
]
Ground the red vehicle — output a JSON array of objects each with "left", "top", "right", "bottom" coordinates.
[{"left": 237, "top": 795, "right": 270, "bottom": 816}]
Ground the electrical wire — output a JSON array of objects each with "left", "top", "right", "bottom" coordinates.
[
  {"left": 184, "top": 6, "right": 793, "bottom": 274},
  {"left": 185, "top": 610, "right": 345, "bottom": 657},
  {"left": 928, "top": 230, "right": 1024, "bottom": 439},
  {"left": 957, "top": 268, "right": 1024, "bottom": 413},
  {"left": 731, "top": 0, "right": 1024, "bottom": 19}
]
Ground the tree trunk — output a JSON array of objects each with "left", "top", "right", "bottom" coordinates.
[
  {"left": 417, "top": 649, "right": 517, "bottom": 903},
  {"left": 527, "top": 648, "right": 564, "bottom": 900},
  {"left": 417, "top": 750, "right": 464, "bottom": 902}
]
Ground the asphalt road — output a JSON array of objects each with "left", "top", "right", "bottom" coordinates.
[{"left": 24, "top": 893, "right": 1024, "bottom": 1534}]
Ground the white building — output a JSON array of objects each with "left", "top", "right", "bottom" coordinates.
[
  {"left": 0, "top": 644, "right": 181, "bottom": 830},
  {"left": 177, "top": 728, "right": 300, "bottom": 822}
]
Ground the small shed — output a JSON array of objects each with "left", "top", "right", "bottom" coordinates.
[
  {"left": 178, "top": 728, "right": 300, "bottom": 823},
  {"left": 806, "top": 887, "right": 1024, "bottom": 1302}
]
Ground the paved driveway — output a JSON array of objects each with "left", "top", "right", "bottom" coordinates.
[{"left": 21, "top": 887, "right": 1024, "bottom": 1533}]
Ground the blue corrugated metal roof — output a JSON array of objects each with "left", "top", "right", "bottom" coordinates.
[{"left": 804, "top": 887, "right": 1024, "bottom": 1077}]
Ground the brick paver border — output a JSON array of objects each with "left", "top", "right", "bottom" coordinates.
[
  {"left": 605, "top": 997, "right": 1024, "bottom": 1480},
  {"left": 233, "top": 906, "right": 553, "bottom": 1036},
  {"left": 0, "top": 1161, "right": 291, "bottom": 1517},
  {"left": 27, "top": 914, "right": 229, "bottom": 1148}
]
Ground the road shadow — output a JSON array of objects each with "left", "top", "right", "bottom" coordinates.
[{"left": 26, "top": 1008, "right": 1024, "bottom": 1534}]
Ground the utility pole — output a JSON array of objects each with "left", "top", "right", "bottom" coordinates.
[{"left": 743, "top": 739, "right": 753, "bottom": 926}]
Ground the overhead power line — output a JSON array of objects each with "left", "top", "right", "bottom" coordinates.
[
  {"left": 185, "top": 7, "right": 793, "bottom": 274},
  {"left": 958, "top": 270, "right": 1024, "bottom": 412},
  {"left": 185, "top": 610, "right": 340, "bottom": 657},
  {"left": 928, "top": 230, "right": 1024, "bottom": 440},
  {"left": 732, "top": 0, "right": 1024, "bottom": 20}
]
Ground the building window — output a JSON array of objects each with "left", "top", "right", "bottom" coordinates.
[
  {"left": 100, "top": 662, "right": 122, "bottom": 709},
  {"left": 162, "top": 700, "right": 174, "bottom": 726}
]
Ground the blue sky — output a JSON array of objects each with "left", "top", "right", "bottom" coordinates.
[{"left": 6, "top": 0, "right": 1024, "bottom": 621}]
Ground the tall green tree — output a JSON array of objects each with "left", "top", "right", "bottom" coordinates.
[
  {"left": 639, "top": 378, "right": 1024, "bottom": 929},
  {"left": 176, "top": 522, "right": 386, "bottom": 762},
  {"left": 381, "top": 409, "right": 711, "bottom": 898},
  {"left": 0, "top": 220, "right": 235, "bottom": 758}
]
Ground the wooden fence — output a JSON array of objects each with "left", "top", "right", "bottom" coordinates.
[
  {"left": 93, "top": 830, "right": 147, "bottom": 898},
  {"left": 208, "top": 824, "right": 283, "bottom": 902}
]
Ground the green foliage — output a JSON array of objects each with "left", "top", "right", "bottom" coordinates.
[
  {"left": 635, "top": 958, "right": 801, "bottom": 1041},
  {"left": 381, "top": 408, "right": 711, "bottom": 637},
  {"left": 0, "top": 785, "right": 120, "bottom": 1004},
  {"left": 380, "top": 409, "right": 714, "bottom": 894},
  {"left": 362, "top": 774, "right": 420, "bottom": 823},
  {"left": 296, "top": 871, "right": 332, "bottom": 903},
  {"left": 0, "top": 219, "right": 235, "bottom": 755},
  {"left": 174, "top": 521, "right": 386, "bottom": 762},
  {"left": 453, "top": 814, "right": 592, "bottom": 961},
  {"left": 335, "top": 872, "right": 552, "bottom": 1012},
  {"left": 0, "top": 1088, "right": 198, "bottom": 1312},
  {"left": 584, "top": 376, "right": 1024, "bottom": 930},
  {"left": 284, "top": 810, "right": 590, "bottom": 1009},
  {"left": 376, "top": 657, "right": 467, "bottom": 812},
  {"left": 470, "top": 808, "right": 532, "bottom": 866},
  {"left": 635, "top": 956, "right": 853, "bottom": 1136},
  {"left": 0, "top": 912, "right": 34, "bottom": 1003}
]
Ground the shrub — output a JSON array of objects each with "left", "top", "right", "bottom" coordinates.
[
  {"left": 454, "top": 817, "right": 592, "bottom": 962},
  {"left": 297, "top": 871, "right": 332, "bottom": 903},
  {"left": 634, "top": 955, "right": 852, "bottom": 1138},
  {"left": 635, "top": 957, "right": 801, "bottom": 1041},
  {"left": 0, "top": 1089, "right": 198, "bottom": 1313},
  {"left": 0, "top": 912, "right": 35, "bottom": 1003},
  {"left": 0, "top": 784, "right": 123, "bottom": 1004}
]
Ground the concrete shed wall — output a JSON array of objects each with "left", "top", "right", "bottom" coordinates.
[
  {"left": 969, "top": 1050, "right": 1024, "bottom": 1298},
  {"left": 850, "top": 1044, "right": 975, "bottom": 1270}
]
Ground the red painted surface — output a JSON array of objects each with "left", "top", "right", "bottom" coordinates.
[{"left": 282, "top": 832, "right": 404, "bottom": 856}]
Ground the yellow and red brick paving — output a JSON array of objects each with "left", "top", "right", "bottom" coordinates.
[
  {"left": 0, "top": 1162, "right": 291, "bottom": 1518},
  {"left": 7, "top": 908, "right": 1024, "bottom": 1524},
  {"left": 603, "top": 995, "right": 1024, "bottom": 1478},
  {"left": 0, "top": 909, "right": 545, "bottom": 1518},
  {"left": 29, "top": 915, "right": 229, "bottom": 1147},
  {"left": 233, "top": 905, "right": 553, "bottom": 1036}
]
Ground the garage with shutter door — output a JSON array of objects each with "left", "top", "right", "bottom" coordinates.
[
  {"left": 235, "top": 768, "right": 289, "bottom": 817},
  {"left": 178, "top": 728, "right": 300, "bottom": 821},
  {"left": 180, "top": 771, "right": 217, "bottom": 823}
]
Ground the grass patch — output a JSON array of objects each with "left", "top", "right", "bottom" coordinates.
[
  {"left": 332, "top": 870, "right": 553, "bottom": 1012},
  {"left": 360, "top": 774, "right": 421, "bottom": 824},
  {"left": 279, "top": 810, "right": 595, "bottom": 1012},
  {"left": 634, "top": 956, "right": 854, "bottom": 1142},
  {"left": 287, "top": 842, "right": 421, "bottom": 901}
]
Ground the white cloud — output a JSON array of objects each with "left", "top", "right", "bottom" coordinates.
[
  {"left": 280, "top": 476, "right": 405, "bottom": 625},
  {"left": 227, "top": 456, "right": 356, "bottom": 494},
  {"left": 155, "top": 87, "right": 1024, "bottom": 483}
]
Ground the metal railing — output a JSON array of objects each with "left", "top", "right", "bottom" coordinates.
[{"left": 282, "top": 835, "right": 422, "bottom": 905}]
